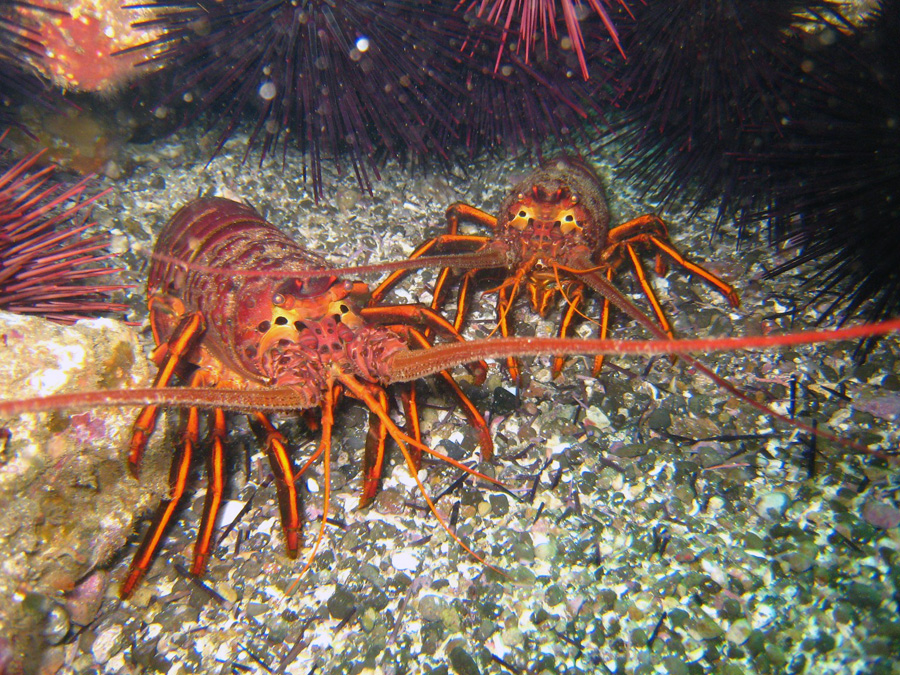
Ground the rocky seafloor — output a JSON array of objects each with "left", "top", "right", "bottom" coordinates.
[{"left": 2, "top": 125, "right": 899, "bottom": 675}]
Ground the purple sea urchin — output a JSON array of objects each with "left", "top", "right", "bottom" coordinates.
[
  {"left": 764, "top": 3, "right": 900, "bottom": 335},
  {"left": 0, "top": 136, "right": 130, "bottom": 322},
  {"left": 133, "top": 0, "right": 461, "bottom": 198},
  {"left": 131, "top": 0, "right": 606, "bottom": 196},
  {"left": 0, "top": 0, "right": 64, "bottom": 126},
  {"left": 611, "top": 0, "right": 833, "bottom": 231}
]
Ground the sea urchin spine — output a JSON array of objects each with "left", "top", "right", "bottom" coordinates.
[
  {"left": 0, "top": 137, "right": 130, "bottom": 322},
  {"left": 456, "top": 0, "right": 630, "bottom": 79}
]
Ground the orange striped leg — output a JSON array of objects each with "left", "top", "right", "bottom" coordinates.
[
  {"left": 121, "top": 406, "right": 199, "bottom": 598},
  {"left": 551, "top": 284, "right": 585, "bottom": 377},
  {"left": 254, "top": 413, "right": 301, "bottom": 558},
  {"left": 626, "top": 243, "right": 675, "bottom": 339},
  {"left": 497, "top": 284, "right": 521, "bottom": 382},
  {"left": 369, "top": 234, "right": 490, "bottom": 304},
  {"left": 294, "top": 387, "right": 339, "bottom": 484},
  {"left": 608, "top": 214, "right": 739, "bottom": 308},
  {"left": 404, "top": 328, "right": 493, "bottom": 460},
  {"left": 360, "top": 387, "right": 392, "bottom": 508},
  {"left": 190, "top": 407, "right": 226, "bottom": 577},
  {"left": 450, "top": 271, "right": 476, "bottom": 333},
  {"left": 399, "top": 383, "right": 423, "bottom": 463},
  {"left": 128, "top": 311, "right": 205, "bottom": 476},
  {"left": 432, "top": 201, "right": 495, "bottom": 326},
  {"left": 648, "top": 235, "right": 740, "bottom": 307}
]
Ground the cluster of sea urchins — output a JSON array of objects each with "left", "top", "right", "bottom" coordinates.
[
  {"left": 124, "top": 0, "right": 620, "bottom": 197},
  {"left": 2, "top": 0, "right": 897, "bottom": 330},
  {"left": 604, "top": 0, "right": 900, "bottom": 335}
]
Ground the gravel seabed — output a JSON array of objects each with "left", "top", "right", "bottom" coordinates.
[{"left": 14, "top": 123, "right": 900, "bottom": 675}]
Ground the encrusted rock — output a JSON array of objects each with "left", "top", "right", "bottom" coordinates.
[{"left": 0, "top": 311, "right": 167, "bottom": 672}]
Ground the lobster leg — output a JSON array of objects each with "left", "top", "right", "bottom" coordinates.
[
  {"left": 647, "top": 234, "right": 740, "bottom": 307},
  {"left": 191, "top": 407, "right": 226, "bottom": 577},
  {"left": 337, "top": 374, "right": 503, "bottom": 575},
  {"left": 360, "top": 387, "right": 393, "bottom": 508},
  {"left": 606, "top": 214, "right": 739, "bottom": 307},
  {"left": 254, "top": 412, "right": 302, "bottom": 558},
  {"left": 121, "top": 405, "right": 199, "bottom": 598},
  {"left": 497, "top": 282, "right": 522, "bottom": 382},
  {"left": 551, "top": 282, "right": 586, "bottom": 377},
  {"left": 376, "top": 202, "right": 498, "bottom": 303},
  {"left": 626, "top": 243, "right": 675, "bottom": 339},
  {"left": 592, "top": 267, "right": 615, "bottom": 376},
  {"left": 450, "top": 270, "right": 477, "bottom": 333},
  {"left": 295, "top": 386, "right": 341, "bottom": 481},
  {"left": 369, "top": 234, "right": 490, "bottom": 304},
  {"left": 128, "top": 310, "right": 206, "bottom": 476},
  {"left": 403, "top": 327, "right": 493, "bottom": 460},
  {"left": 399, "top": 382, "right": 423, "bottom": 455}
]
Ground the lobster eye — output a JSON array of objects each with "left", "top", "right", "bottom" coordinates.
[
  {"left": 272, "top": 293, "right": 285, "bottom": 306},
  {"left": 509, "top": 206, "right": 532, "bottom": 231},
  {"left": 558, "top": 210, "right": 582, "bottom": 235}
]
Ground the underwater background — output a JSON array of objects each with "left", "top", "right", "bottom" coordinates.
[{"left": 1, "top": 2, "right": 898, "bottom": 673}]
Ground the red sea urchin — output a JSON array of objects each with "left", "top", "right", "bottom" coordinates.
[
  {"left": 0, "top": 136, "right": 130, "bottom": 322},
  {"left": 454, "top": 0, "right": 630, "bottom": 80},
  {"left": 4, "top": 0, "right": 162, "bottom": 94},
  {"left": 421, "top": 5, "right": 609, "bottom": 158}
]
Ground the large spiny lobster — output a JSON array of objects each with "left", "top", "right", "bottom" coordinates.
[{"left": 117, "top": 196, "right": 499, "bottom": 597}]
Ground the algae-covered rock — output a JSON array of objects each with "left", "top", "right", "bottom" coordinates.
[{"left": 0, "top": 311, "right": 166, "bottom": 673}]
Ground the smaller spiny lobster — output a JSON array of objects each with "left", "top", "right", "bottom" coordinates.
[{"left": 371, "top": 156, "right": 740, "bottom": 379}]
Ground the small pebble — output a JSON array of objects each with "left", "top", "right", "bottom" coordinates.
[
  {"left": 90, "top": 625, "right": 123, "bottom": 664},
  {"left": 449, "top": 645, "right": 481, "bottom": 675},
  {"left": 862, "top": 500, "right": 900, "bottom": 529},
  {"left": 391, "top": 551, "right": 419, "bottom": 572},
  {"left": 418, "top": 595, "right": 448, "bottom": 622},
  {"left": 725, "top": 619, "right": 752, "bottom": 645},
  {"left": 755, "top": 492, "right": 789, "bottom": 520}
]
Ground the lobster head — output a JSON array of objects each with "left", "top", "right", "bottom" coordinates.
[
  {"left": 236, "top": 275, "right": 406, "bottom": 392},
  {"left": 499, "top": 156, "right": 611, "bottom": 258}
]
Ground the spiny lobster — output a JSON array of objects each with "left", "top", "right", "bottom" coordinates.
[
  {"left": 371, "top": 156, "right": 740, "bottom": 379},
  {"left": 109, "top": 196, "right": 498, "bottom": 597}
]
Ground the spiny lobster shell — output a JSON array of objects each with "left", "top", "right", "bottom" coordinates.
[{"left": 148, "top": 197, "right": 337, "bottom": 385}]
